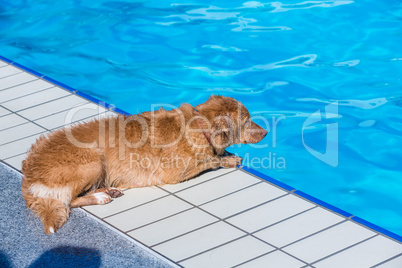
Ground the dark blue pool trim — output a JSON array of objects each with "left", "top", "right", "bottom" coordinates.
[
  {"left": 1, "top": 55, "right": 401, "bottom": 244},
  {"left": 239, "top": 166, "right": 402, "bottom": 243},
  {"left": 241, "top": 165, "right": 295, "bottom": 192}
]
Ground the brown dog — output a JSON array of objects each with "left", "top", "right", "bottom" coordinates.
[{"left": 21, "top": 95, "right": 267, "bottom": 234}]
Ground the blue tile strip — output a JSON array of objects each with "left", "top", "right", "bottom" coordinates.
[
  {"left": 11, "top": 62, "right": 44, "bottom": 78},
  {"left": 42, "top": 76, "right": 77, "bottom": 93},
  {"left": 0, "top": 55, "right": 13, "bottom": 63},
  {"left": 240, "top": 166, "right": 402, "bottom": 243},
  {"left": 1, "top": 54, "right": 400, "bottom": 244},
  {"left": 240, "top": 165, "right": 295, "bottom": 192},
  {"left": 351, "top": 216, "right": 402, "bottom": 242},
  {"left": 293, "top": 190, "right": 353, "bottom": 218}
]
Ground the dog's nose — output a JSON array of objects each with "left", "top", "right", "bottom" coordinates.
[{"left": 261, "top": 129, "right": 268, "bottom": 137}]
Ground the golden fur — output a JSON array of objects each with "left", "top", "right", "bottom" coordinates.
[{"left": 21, "top": 95, "right": 267, "bottom": 234}]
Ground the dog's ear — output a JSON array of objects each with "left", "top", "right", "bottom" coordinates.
[
  {"left": 211, "top": 115, "right": 234, "bottom": 150},
  {"left": 213, "top": 115, "right": 231, "bottom": 132}
]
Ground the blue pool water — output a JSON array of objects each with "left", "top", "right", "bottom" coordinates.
[{"left": 1, "top": 0, "right": 402, "bottom": 236}]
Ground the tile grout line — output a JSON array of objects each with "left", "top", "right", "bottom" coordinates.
[
  {"left": 249, "top": 206, "right": 318, "bottom": 236},
  {"left": 278, "top": 219, "right": 349, "bottom": 250},
  {"left": 3, "top": 152, "right": 27, "bottom": 162},
  {"left": 231, "top": 249, "right": 295, "bottom": 268},
  {"left": 46, "top": 110, "right": 114, "bottom": 132},
  {"left": 28, "top": 102, "right": 96, "bottom": 123},
  {"left": 195, "top": 180, "right": 264, "bottom": 207},
  {"left": 222, "top": 193, "right": 291, "bottom": 221},
  {"left": 0, "top": 70, "right": 24, "bottom": 80},
  {"left": 0, "top": 84, "right": 55, "bottom": 105},
  {"left": 371, "top": 252, "right": 402, "bottom": 268},
  {"left": 168, "top": 169, "right": 238, "bottom": 195},
  {"left": 308, "top": 234, "right": 379, "bottom": 266},
  {"left": 176, "top": 234, "right": 276, "bottom": 264},
  {"left": 0, "top": 130, "right": 48, "bottom": 148},
  {"left": 5, "top": 92, "right": 74, "bottom": 113},
  {"left": 149, "top": 218, "right": 222, "bottom": 248},
  {"left": 0, "top": 121, "right": 32, "bottom": 132},
  {"left": 101, "top": 192, "right": 173, "bottom": 220},
  {"left": 125, "top": 207, "right": 203, "bottom": 234},
  {"left": 0, "top": 77, "right": 39, "bottom": 92}
]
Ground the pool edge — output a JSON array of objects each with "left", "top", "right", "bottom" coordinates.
[{"left": 2, "top": 55, "right": 401, "bottom": 245}]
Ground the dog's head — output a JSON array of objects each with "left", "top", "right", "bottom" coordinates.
[{"left": 195, "top": 95, "right": 267, "bottom": 153}]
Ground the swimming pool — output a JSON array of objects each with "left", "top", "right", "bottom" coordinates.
[{"left": 1, "top": 0, "right": 401, "bottom": 236}]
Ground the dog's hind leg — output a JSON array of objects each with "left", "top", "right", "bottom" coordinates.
[
  {"left": 22, "top": 149, "right": 109, "bottom": 234},
  {"left": 70, "top": 188, "right": 124, "bottom": 208}
]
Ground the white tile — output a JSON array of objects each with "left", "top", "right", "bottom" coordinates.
[
  {"left": 0, "top": 65, "right": 22, "bottom": 79},
  {"left": 128, "top": 208, "right": 218, "bottom": 246},
  {"left": 175, "top": 170, "right": 259, "bottom": 206},
  {"left": 17, "top": 95, "right": 88, "bottom": 121},
  {"left": 84, "top": 187, "right": 168, "bottom": 218},
  {"left": 376, "top": 255, "right": 402, "bottom": 268},
  {"left": 153, "top": 221, "right": 245, "bottom": 262},
  {"left": 161, "top": 168, "right": 236, "bottom": 193},
  {"left": 0, "top": 113, "right": 28, "bottom": 130},
  {"left": 0, "top": 61, "right": 7, "bottom": 67},
  {"left": 180, "top": 236, "right": 274, "bottom": 268},
  {"left": 0, "top": 122, "right": 46, "bottom": 145},
  {"left": 0, "top": 72, "right": 37, "bottom": 91},
  {"left": 35, "top": 103, "right": 107, "bottom": 130},
  {"left": 2, "top": 87, "right": 69, "bottom": 111},
  {"left": 200, "top": 182, "right": 286, "bottom": 219},
  {"left": 238, "top": 250, "right": 304, "bottom": 268},
  {"left": 226, "top": 195, "right": 315, "bottom": 233},
  {"left": 3, "top": 153, "right": 26, "bottom": 170},
  {"left": 282, "top": 221, "right": 376, "bottom": 263},
  {"left": 0, "top": 132, "right": 46, "bottom": 159},
  {"left": 314, "top": 235, "right": 402, "bottom": 268},
  {"left": 104, "top": 195, "right": 192, "bottom": 232},
  {"left": 254, "top": 207, "right": 345, "bottom": 248},
  {"left": 0, "top": 80, "right": 54, "bottom": 103},
  {"left": 0, "top": 106, "right": 11, "bottom": 117}
]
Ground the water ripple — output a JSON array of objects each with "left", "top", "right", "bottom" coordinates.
[
  {"left": 132, "top": 71, "right": 289, "bottom": 94},
  {"left": 269, "top": 0, "right": 354, "bottom": 13},
  {"left": 296, "top": 97, "right": 389, "bottom": 109},
  {"left": 253, "top": 110, "right": 341, "bottom": 118},
  {"left": 186, "top": 54, "right": 317, "bottom": 76},
  {"left": 201, "top": 44, "right": 248, "bottom": 52},
  {"left": 157, "top": 3, "right": 291, "bottom": 31}
]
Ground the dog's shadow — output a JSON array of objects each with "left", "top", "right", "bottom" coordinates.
[{"left": 28, "top": 246, "right": 101, "bottom": 268}]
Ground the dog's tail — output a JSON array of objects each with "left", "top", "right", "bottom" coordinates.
[{"left": 21, "top": 179, "right": 70, "bottom": 235}]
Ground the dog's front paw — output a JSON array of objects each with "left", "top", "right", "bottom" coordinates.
[
  {"left": 93, "top": 192, "right": 112, "bottom": 205},
  {"left": 104, "top": 187, "right": 124, "bottom": 198},
  {"left": 95, "top": 187, "right": 124, "bottom": 198},
  {"left": 220, "top": 156, "right": 243, "bottom": 168}
]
